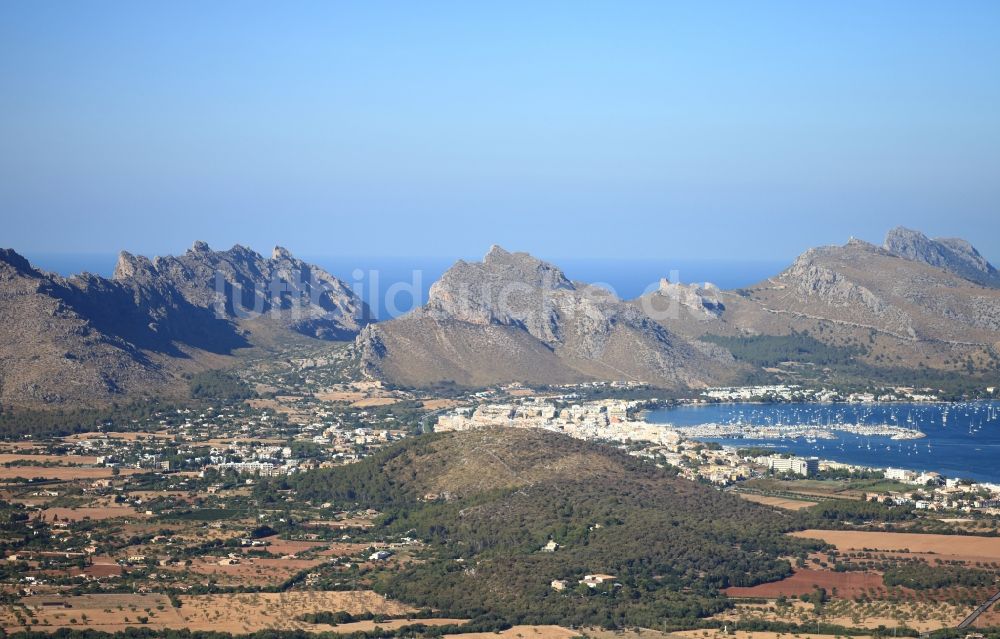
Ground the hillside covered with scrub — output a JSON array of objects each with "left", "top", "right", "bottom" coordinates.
[{"left": 259, "top": 428, "right": 823, "bottom": 627}]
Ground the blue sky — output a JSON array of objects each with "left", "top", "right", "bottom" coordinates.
[{"left": 1, "top": 1, "right": 999, "bottom": 262}]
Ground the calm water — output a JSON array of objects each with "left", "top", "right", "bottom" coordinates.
[{"left": 646, "top": 402, "right": 1000, "bottom": 484}]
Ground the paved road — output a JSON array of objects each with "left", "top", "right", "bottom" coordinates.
[{"left": 958, "top": 589, "right": 1000, "bottom": 629}]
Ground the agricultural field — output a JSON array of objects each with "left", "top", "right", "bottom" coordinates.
[
  {"left": 1, "top": 591, "right": 420, "bottom": 634},
  {"left": 717, "top": 598, "right": 970, "bottom": 632},
  {"left": 40, "top": 506, "right": 147, "bottom": 521},
  {"left": 444, "top": 627, "right": 580, "bottom": 639},
  {"left": 725, "top": 568, "right": 888, "bottom": 599},
  {"left": 737, "top": 493, "right": 818, "bottom": 510},
  {"left": 0, "top": 466, "right": 140, "bottom": 480},
  {"left": 791, "top": 530, "right": 1000, "bottom": 560},
  {"left": 742, "top": 478, "right": 913, "bottom": 502},
  {"left": 2, "top": 341, "right": 1000, "bottom": 639},
  {"left": 0, "top": 453, "right": 101, "bottom": 465},
  {"left": 716, "top": 529, "right": 1000, "bottom": 633}
]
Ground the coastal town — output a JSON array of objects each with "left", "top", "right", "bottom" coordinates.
[
  {"left": 7, "top": 370, "right": 1000, "bottom": 521},
  {"left": 4, "top": 359, "right": 1000, "bottom": 636},
  {"left": 434, "top": 390, "right": 1000, "bottom": 516},
  {"left": 6, "top": 4, "right": 1000, "bottom": 636}
]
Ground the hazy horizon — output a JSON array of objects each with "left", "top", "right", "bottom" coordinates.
[
  {"left": 2, "top": 1, "right": 998, "bottom": 260},
  {"left": 19, "top": 249, "right": 790, "bottom": 319}
]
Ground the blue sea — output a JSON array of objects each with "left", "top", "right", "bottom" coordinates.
[
  {"left": 22, "top": 253, "right": 784, "bottom": 319},
  {"left": 646, "top": 402, "right": 1000, "bottom": 484}
]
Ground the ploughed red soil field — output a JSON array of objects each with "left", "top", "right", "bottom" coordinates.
[
  {"left": 43, "top": 562, "right": 123, "bottom": 579},
  {"left": 725, "top": 568, "right": 888, "bottom": 599}
]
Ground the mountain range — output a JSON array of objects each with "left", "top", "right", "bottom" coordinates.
[
  {"left": 2, "top": 227, "right": 998, "bottom": 408},
  {"left": 0, "top": 242, "right": 368, "bottom": 408},
  {"left": 360, "top": 227, "right": 1000, "bottom": 390},
  {"left": 355, "top": 245, "right": 740, "bottom": 389},
  {"left": 640, "top": 228, "right": 1000, "bottom": 381}
]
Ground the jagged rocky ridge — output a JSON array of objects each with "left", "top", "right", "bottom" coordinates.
[
  {"left": 4, "top": 226, "right": 998, "bottom": 407},
  {"left": 356, "top": 246, "right": 739, "bottom": 388},
  {"left": 884, "top": 226, "right": 1000, "bottom": 288},
  {"left": 114, "top": 241, "right": 371, "bottom": 340},
  {"left": 0, "top": 243, "right": 369, "bottom": 408},
  {"left": 643, "top": 231, "right": 1000, "bottom": 375}
]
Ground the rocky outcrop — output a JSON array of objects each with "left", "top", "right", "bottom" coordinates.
[
  {"left": 0, "top": 243, "right": 370, "bottom": 408},
  {"left": 112, "top": 241, "right": 371, "bottom": 340},
  {"left": 654, "top": 279, "right": 725, "bottom": 319},
  {"left": 356, "top": 246, "right": 738, "bottom": 389},
  {"left": 648, "top": 233, "right": 1000, "bottom": 375},
  {"left": 885, "top": 227, "right": 1000, "bottom": 288},
  {"left": 1, "top": 251, "right": 170, "bottom": 407},
  {"left": 777, "top": 241, "right": 916, "bottom": 338}
]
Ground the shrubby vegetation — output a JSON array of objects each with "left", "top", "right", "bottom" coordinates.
[
  {"left": 883, "top": 563, "right": 996, "bottom": 589},
  {"left": 799, "top": 499, "right": 916, "bottom": 526},
  {"left": 188, "top": 370, "right": 254, "bottom": 401},
  {"left": 0, "top": 401, "right": 178, "bottom": 440},
  {"left": 2, "top": 616, "right": 917, "bottom": 638},
  {"left": 704, "top": 330, "right": 1000, "bottom": 398},
  {"left": 702, "top": 331, "right": 866, "bottom": 367},
  {"left": 258, "top": 430, "right": 823, "bottom": 628}
]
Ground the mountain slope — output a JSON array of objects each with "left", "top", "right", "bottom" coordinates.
[
  {"left": 0, "top": 243, "right": 369, "bottom": 409},
  {"left": 885, "top": 226, "right": 1000, "bottom": 288},
  {"left": 356, "top": 246, "right": 739, "bottom": 389},
  {"left": 114, "top": 241, "right": 371, "bottom": 340},
  {"left": 0, "top": 249, "right": 174, "bottom": 407},
  {"left": 644, "top": 235, "right": 1000, "bottom": 379},
  {"left": 273, "top": 428, "right": 812, "bottom": 626}
]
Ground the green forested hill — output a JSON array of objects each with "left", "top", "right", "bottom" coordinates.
[{"left": 261, "top": 429, "right": 820, "bottom": 627}]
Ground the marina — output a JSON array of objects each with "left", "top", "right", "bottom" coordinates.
[{"left": 647, "top": 401, "right": 1000, "bottom": 483}]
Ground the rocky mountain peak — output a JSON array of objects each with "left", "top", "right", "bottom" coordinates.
[
  {"left": 106, "top": 242, "right": 371, "bottom": 340},
  {"left": 884, "top": 226, "right": 999, "bottom": 287},
  {"left": 358, "top": 248, "right": 738, "bottom": 389},
  {"left": 225, "top": 244, "right": 259, "bottom": 262},
  {"left": 477, "top": 245, "right": 573, "bottom": 291},
  {"left": 656, "top": 278, "right": 725, "bottom": 318},
  {"left": 112, "top": 251, "right": 155, "bottom": 281},
  {"left": 484, "top": 244, "right": 510, "bottom": 261},
  {"left": 845, "top": 237, "right": 887, "bottom": 254},
  {"left": 0, "top": 248, "right": 37, "bottom": 276},
  {"left": 427, "top": 247, "right": 576, "bottom": 335}
]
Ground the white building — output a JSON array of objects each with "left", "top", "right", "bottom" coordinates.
[
  {"left": 885, "top": 467, "right": 918, "bottom": 482},
  {"left": 766, "top": 456, "right": 819, "bottom": 477}
]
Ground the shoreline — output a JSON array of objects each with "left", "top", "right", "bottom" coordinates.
[{"left": 646, "top": 399, "right": 1000, "bottom": 486}]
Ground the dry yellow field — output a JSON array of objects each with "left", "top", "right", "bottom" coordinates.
[
  {"left": 791, "top": 530, "right": 1000, "bottom": 561},
  {"left": 422, "top": 399, "right": 461, "bottom": 410},
  {"left": 64, "top": 432, "right": 171, "bottom": 441},
  {"left": 0, "top": 467, "right": 139, "bottom": 481},
  {"left": 323, "top": 618, "right": 467, "bottom": 633},
  {"left": 40, "top": 506, "right": 145, "bottom": 521},
  {"left": 0, "top": 454, "right": 100, "bottom": 465},
  {"left": 178, "top": 556, "right": 328, "bottom": 586},
  {"left": 580, "top": 628, "right": 676, "bottom": 639},
  {"left": 350, "top": 397, "right": 400, "bottom": 407},
  {"left": 3, "top": 591, "right": 416, "bottom": 634},
  {"left": 175, "top": 591, "right": 415, "bottom": 632},
  {"left": 672, "top": 632, "right": 872, "bottom": 639},
  {"left": 719, "top": 599, "right": 970, "bottom": 632},
  {"left": 444, "top": 626, "right": 580, "bottom": 639},
  {"left": 314, "top": 390, "right": 367, "bottom": 402},
  {"left": 738, "top": 493, "right": 818, "bottom": 510}
]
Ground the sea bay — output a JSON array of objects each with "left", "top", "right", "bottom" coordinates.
[{"left": 646, "top": 401, "right": 1000, "bottom": 484}]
